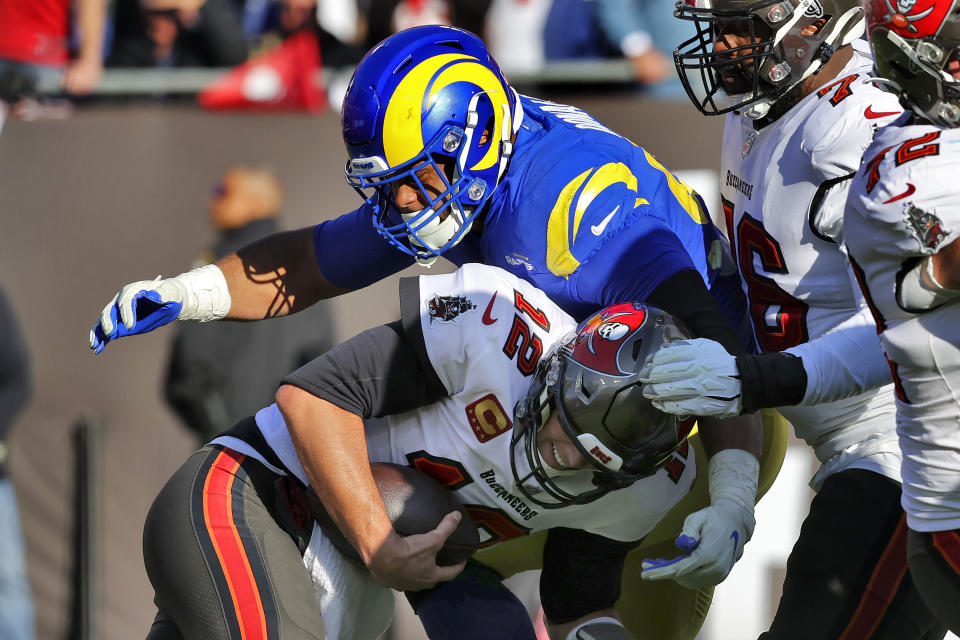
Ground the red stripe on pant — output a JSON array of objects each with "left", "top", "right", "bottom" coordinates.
[
  {"left": 931, "top": 529, "right": 960, "bottom": 575},
  {"left": 203, "top": 449, "right": 269, "bottom": 640},
  {"left": 838, "top": 515, "right": 909, "bottom": 640}
]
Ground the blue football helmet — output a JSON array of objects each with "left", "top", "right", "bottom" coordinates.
[{"left": 342, "top": 26, "right": 520, "bottom": 265}]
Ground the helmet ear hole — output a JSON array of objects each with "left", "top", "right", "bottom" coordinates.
[
  {"left": 480, "top": 115, "right": 495, "bottom": 145},
  {"left": 570, "top": 367, "right": 592, "bottom": 402}
]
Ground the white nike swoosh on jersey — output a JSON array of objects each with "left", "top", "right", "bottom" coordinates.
[{"left": 590, "top": 206, "right": 620, "bottom": 236}]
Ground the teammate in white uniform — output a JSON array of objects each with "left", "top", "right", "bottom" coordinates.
[
  {"left": 140, "top": 264, "right": 758, "bottom": 640},
  {"left": 637, "top": 0, "right": 948, "bottom": 636},
  {"left": 709, "top": 39, "right": 904, "bottom": 488},
  {"left": 842, "top": 0, "right": 960, "bottom": 631}
]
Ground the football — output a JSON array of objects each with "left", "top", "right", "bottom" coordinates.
[{"left": 309, "top": 461, "right": 480, "bottom": 567}]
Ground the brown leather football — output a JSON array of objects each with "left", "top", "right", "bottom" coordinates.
[{"left": 308, "top": 462, "right": 480, "bottom": 566}]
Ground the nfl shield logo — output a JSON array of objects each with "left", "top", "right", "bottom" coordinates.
[{"left": 742, "top": 130, "right": 759, "bottom": 158}]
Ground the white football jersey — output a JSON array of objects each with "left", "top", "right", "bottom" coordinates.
[
  {"left": 720, "top": 40, "right": 903, "bottom": 479},
  {"left": 226, "top": 264, "right": 695, "bottom": 547},
  {"left": 844, "top": 120, "right": 960, "bottom": 532}
]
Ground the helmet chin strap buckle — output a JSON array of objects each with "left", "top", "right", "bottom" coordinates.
[
  {"left": 740, "top": 100, "right": 773, "bottom": 119},
  {"left": 576, "top": 434, "right": 623, "bottom": 472},
  {"left": 817, "top": 42, "right": 836, "bottom": 63}
]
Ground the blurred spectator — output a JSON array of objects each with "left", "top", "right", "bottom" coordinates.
[
  {"left": 0, "top": 0, "right": 106, "bottom": 104},
  {"left": 242, "top": 0, "right": 365, "bottom": 67},
  {"left": 108, "top": 0, "right": 248, "bottom": 68},
  {"left": 316, "top": 0, "right": 362, "bottom": 49},
  {"left": 0, "top": 288, "right": 34, "bottom": 640},
  {"left": 543, "top": 0, "right": 615, "bottom": 61},
  {"left": 163, "top": 166, "right": 336, "bottom": 444},
  {"left": 484, "top": 0, "right": 553, "bottom": 75},
  {"left": 594, "top": 0, "right": 690, "bottom": 94},
  {"left": 543, "top": 0, "right": 691, "bottom": 98},
  {"left": 363, "top": 0, "right": 492, "bottom": 49}
]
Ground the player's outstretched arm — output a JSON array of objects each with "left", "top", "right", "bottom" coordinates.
[
  {"left": 547, "top": 612, "right": 636, "bottom": 640},
  {"left": 278, "top": 384, "right": 464, "bottom": 591},
  {"left": 89, "top": 227, "right": 348, "bottom": 353},
  {"left": 639, "top": 321, "right": 898, "bottom": 415}
]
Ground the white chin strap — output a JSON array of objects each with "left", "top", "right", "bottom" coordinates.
[{"left": 737, "top": 97, "right": 773, "bottom": 120}]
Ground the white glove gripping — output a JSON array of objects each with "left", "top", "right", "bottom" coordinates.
[
  {"left": 164, "top": 264, "right": 232, "bottom": 322},
  {"left": 90, "top": 265, "right": 231, "bottom": 353},
  {"left": 641, "top": 448, "right": 758, "bottom": 589},
  {"left": 638, "top": 338, "right": 742, "bottom": 418}
]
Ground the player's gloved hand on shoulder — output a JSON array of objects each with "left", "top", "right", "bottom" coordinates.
[
  {"left": 89, "top": 265, "right": 231, "bottom": 354},
  {"left": 638, "top": 338, "right": 809, "bottom": 416},
  {"left": 640, "top": 448, "right": 758, "bottom": 589}
]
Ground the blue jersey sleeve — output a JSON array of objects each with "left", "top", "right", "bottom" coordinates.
[
  {"left": 574, "top": 214, "right": 699, "bottom": 306},
  {"left": 313, "top": 206, "right": 415, "bottom": 290}
]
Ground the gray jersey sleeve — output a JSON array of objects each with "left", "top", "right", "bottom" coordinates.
[{"left": 281, "top": 317, "right": 447, "bottom": 418}]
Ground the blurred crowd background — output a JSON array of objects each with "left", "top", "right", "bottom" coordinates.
[
  {"left": 0, "top": 0, "right": 699, "bottom": 114},
  {"left": 0, "top": 2, "right": 824, "bottom": 640}
]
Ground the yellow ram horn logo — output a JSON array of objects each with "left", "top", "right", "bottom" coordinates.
[
  {"left": 382, "top": 53, "right": 510, "bottom": 170},
  {"left": 546, "top": 163, "right": 647, "bottom": 277}
]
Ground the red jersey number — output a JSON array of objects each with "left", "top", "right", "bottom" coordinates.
[{"left": 734, "top": 213, "right": 810, "bottom": 352}]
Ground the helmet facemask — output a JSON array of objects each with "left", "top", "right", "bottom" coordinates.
[
  {"left": 346, "top": 124, "right": 487, "bottom": 266},
  {"left": 510, "top": 347, "right": 642, "bottom": 510},
  {"left": 674, "top": 0, "right": 865, "bottom": 119},
  {"left": 871, "top": 26, "right": 960, "bottom": 127}
]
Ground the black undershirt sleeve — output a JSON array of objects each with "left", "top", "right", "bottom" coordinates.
[
  {"left": 646, "top": 268, "right": 749, "bottom": 356},
  {"left": 280, "top": 319, "right": 447, "bottom": 418},
  {"left": 646, "top": 268, "right": 808, "bottom": 409},
  {"left": 539, "top": 528, "right": 640, "bottom": 624}
]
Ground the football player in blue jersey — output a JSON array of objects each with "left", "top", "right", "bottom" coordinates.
[{"left": 89, "top": 25, "right": 784, "bottom": 640}]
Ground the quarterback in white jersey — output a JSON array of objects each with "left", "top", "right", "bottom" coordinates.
[
  {"left": 842, "top": 0, "right": 960, "bottom": 631},
  {"left": 652, "top": 0, "right": 949, "bottom": 636},
  {"left": 237, "top": 264, "right": 694, "bottom": 543},
  {"left": 141, "top": 263, "right": 738, "bottom": 640}
]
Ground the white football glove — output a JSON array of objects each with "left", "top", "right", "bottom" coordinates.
[
  {"left": 90, "top": 265, "right": 231, "bottom": 354},
  {"left": 640, "top": 448, "right": 758, "bottom": 589},
  {"left": 638, "top": 338, "right": 743, "bottom": 418}
]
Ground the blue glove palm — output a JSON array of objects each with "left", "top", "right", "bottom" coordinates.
[{"left": 89, "top": 279, "right": 184, "bottom": 354}]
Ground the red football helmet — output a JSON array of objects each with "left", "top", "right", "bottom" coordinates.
[
  {"left": 510, "top": 303, "right": 695, "bottom": 509},
  {"left": 866, "top": 0, "right": 960, "bottom": 126}
]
